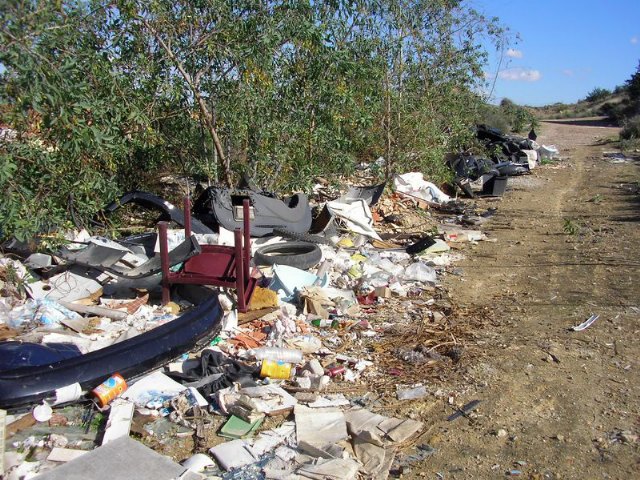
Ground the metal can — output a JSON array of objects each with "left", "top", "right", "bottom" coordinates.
[
  {"left": 92, "top": 373, "right": 127, "bottom": 407},
  {"left": 326, "top": 365, "right": 346, "bottom": 377}
]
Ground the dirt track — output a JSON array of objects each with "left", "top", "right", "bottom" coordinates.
[{"left": 415, "top": 119, "right": 639, "bottom": 478}]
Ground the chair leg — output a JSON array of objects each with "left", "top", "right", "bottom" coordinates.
[
  {"left": 234, "top": 229, "right": 247, "bottom": 313},
  {"left": 158, "top": 221, "right": 171, "bottom": 305},
  {"left": 243, "top": 198, "right": 251, "bottom": 284}
]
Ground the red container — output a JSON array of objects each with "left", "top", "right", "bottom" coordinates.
[{"left": 326, "top": 365, "right": 346, "bottom": 377}]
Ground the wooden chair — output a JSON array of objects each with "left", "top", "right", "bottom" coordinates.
[{"left": 159, "top": 198, "right": 257, "bottom": 312}]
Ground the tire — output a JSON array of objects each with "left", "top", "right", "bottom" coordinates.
[
  {"left": 272, "top": 228, "right": 333, "bottom": 245},
  {"left": 254, "top": 241, "right": 322, "bottom": 270}
]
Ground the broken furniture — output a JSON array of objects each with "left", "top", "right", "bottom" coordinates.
[
  {"left": 475, "top": 124, "right": 536, "bottom": 171},
  {"left": 192, "top": 188, "right": 312, "bottom": 237},
  {"left": 447, "top": 154, "right": 500, "bottom": 198},
  {"left": 159, "top": 198, "right": 258, "bottom": 313}
]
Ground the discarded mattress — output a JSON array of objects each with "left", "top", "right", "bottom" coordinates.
[
  {"left": 0, "top": 289, "right": 223, "bottom": 410},
  {"left": 192, "top": 188, "right": 312, "bottom": 237}
]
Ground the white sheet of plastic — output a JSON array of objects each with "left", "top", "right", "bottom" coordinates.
[
  {"left": 393, "top": 173, "right": 451, "bottom": 204},
  {"left": 326, "top": 199, "right": 381, "bottom": 240},
  {"left": 539, "top": 145, "right": 560, "bottom": 160},
  {"left": 521, "top": 149, "right": 538, "bottom": 169}
]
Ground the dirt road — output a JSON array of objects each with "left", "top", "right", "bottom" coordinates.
[{"left": 413, "top": 119, "right": 639, "bottom": 478}]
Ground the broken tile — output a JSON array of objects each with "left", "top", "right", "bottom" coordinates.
[
  {"left": 296, "top": 457, "right": 360, "bottom": 480},
  {"left": 102, "top": 399, "right": 135, "bottom": 444},
  {"left": 219, "top": 415, "right": 264, "bottom": 439},
  {"left": 26, "top": 271, "right": 102, "bottom": 303},
  {"left": 47, "top": 448, "right": 88, "bottom": 463},
  {"left": 209, "top": 439, "right": 256, "bottom": 471}
]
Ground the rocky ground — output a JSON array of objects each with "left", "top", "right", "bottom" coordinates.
[{"left": 404, "top": 118, "right": 639, "bottom": 479}]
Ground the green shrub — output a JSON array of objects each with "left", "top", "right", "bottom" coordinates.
[
  {"left": 620, "top": 115, "right": 640, "bottom": 139},
  {"left": 585, "top": 87, "right": 611, "bottom": 103},
  {"left": 479, "top": 100, "right": 536, "bottom": 134}
]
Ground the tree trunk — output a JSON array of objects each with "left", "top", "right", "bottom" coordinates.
[
  {"left": 384, "top": 70, "right": 392, "bottom": 181},
  {"left": 193, "top": 91, "right": 232, "bottom": 186},
  {"left": 146, "top": 20, "right": 233, "bottom": 186}
]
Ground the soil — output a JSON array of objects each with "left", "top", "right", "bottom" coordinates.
[{"left": 400, "top": 118, "right": 640, "bottom": 478}]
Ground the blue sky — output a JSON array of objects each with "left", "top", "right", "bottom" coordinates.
[{"left": 472, "top": 0, "right": 640, "bottom": 106}]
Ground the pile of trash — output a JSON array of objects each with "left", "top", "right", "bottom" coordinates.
[
  {"left": 447, "top": 125, "right": 561, "bottom": 198},
  {"left": 0, "top": 148, "right": 563, "bottom": 478}
]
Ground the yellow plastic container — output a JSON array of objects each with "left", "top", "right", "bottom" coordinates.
[{"left": 260, "top": 360, "right": 292, "bottom": 379}]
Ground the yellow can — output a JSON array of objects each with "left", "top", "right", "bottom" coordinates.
[{"left": 260, "top": 360, "right": 292, "bottom": 379}]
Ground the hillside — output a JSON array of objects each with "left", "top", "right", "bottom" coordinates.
[{"left": 531, "top": 89, "right": 629, "bottom": 122}]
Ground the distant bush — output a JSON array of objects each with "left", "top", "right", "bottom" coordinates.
[
  {"left": 479, "top": 99, "right": 536, "bottom": 134},
  {"left": 478, "top": 104, "right": 511, "bottom": 133},
  {"left": 598, "top": 102, "right": 625, "bottom": 123},
  {"left": 625, "top": 61, "right": 640, "bottom": 117},
  {"left": 613, "top": 85, "right": 626, "bottom": 95},
  {"left": 620, "top": 115, "right": 640, "bottom": 139},
  {"left": 585, "top": 87, "right": 611, "bottom": 103}
]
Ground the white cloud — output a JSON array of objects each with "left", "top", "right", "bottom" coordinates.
[
  {"left": 506, "top": 48, "right": 523, "bottom": 58},
  {"left": 631, "top": 36, "right": 638, "bottom": 45},
  {"left": 562, "top": 69, "right": 574, "bottom": 77},
  {"left": 498, "top": 68, "right": 542, "bottom": 82}
]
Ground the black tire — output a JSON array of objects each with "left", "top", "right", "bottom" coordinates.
[
  {"left": 254, "top": 241, "right": 322, "bottom": 269},
  {"left": 272, "top": 227, "right": 333, "bottom": 245}
]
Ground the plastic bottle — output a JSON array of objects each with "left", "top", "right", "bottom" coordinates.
[
  {"left": 250, "top": 347, "right": 303, "bottom": 363},
  {"left": 310, "top": 318, "right": 340, "bottom": 329}
]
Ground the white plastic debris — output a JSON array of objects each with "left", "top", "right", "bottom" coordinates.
[
  {"left": 32, "top": 403, "right": 53, "bottom": 422},
  {"left": 326, "top": 199, "right": 382, "bottom": 240},
  {"left": 402, "top": 262, "right": 436, "bottom": 283},
  {"left": 393, "top": 172, "right": 451, "bottom": 204},
  {"left": 26, "top": 272, "right": 102, "bottom": 303},
  {"left": 521, "top": 149, "right": 538, "bottom": 169},
  {"left": 539, "top": 144, "right": 560, "bottom": 160},
  {"left": 570, "top": 314, "right": 599, "bottom": 331},
  {"left": 181, "top": 453, "right": 215, "bottom": 473}
]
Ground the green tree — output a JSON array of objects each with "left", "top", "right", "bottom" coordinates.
[
  {"left": 1, "top": 0, "right": 505, "bottom": 241},
  {"left": 0, "top": 1, "right": 157, "bottom": 240},
  {"left": 584, "top": 87, "right": 611, "bottom": 103}
]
